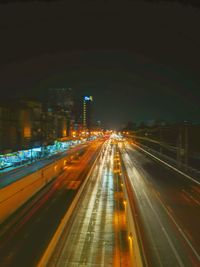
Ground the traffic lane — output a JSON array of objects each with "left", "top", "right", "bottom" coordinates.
[
  {"left": 0, "top": 143, "right": 88, "bottom": 189},
  {"left": 0, "top": 142, "right": 101, "bottom": 266},
  {"left": 48, "top": 141, "right": 114, "bottom": 266},
  {"left": 0, "top": 142, "right": 94, "bottom": 238},
  {"left": 121, "top": 148, "right": 197, "bottom": 267},
  {"left": 126, "top": 183, "right": 189, "bottom": 267},
  {"left": 127, "top": 144, "right": 200, "bottom": 257},
  {"left": 49, "top": 140, "right": 130, "bottom": 267},
  {"left": 0, "top": 141, "right": 103, "bottom": 267}
]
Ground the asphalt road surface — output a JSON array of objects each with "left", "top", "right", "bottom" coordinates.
[
  {"left": 119, "top": 141, "right": 200, "bottom": 267},
  {"left": 48, "top": 139, "right": 131, "bottom": 267},
  {"left": 0, "top": 140, "right": 104, "bottom": 267}
]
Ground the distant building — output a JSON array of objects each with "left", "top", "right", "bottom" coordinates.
[
  {"left": 83, "top": 96, "right": 93, "bottom": 131},
  {"left": 41, "top": 111, "right": 56, "bottom": 146},
  {"left": 0, "top": 99, "right": 69, "bottom": 153},
  {"left": 92, "top": 120, "right": 102, "bottom": 131},
  {"left": 19, "top": 100, "right": 43, "bottom": 149},
  {"left": 48, "top": 88, "right": 74, "bottom": 112},
  {"left": 41, "top": 108, "right": 68, "bottom": 145},
  {"left": 0, "top": 105, "right": 19, "bottom": 153},
  {"left": 0, "top": 100, "right": 43, "bottom": 152},
  {"left": 0, "top": 90, "right": 86, "bottom": 153},
  {"left": 47, "top": 88, "right": 74, "bottom": 136}
]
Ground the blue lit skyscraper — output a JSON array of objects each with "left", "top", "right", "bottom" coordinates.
[{"left": 83, "top": 96, "right": 93, "bottom": 130}]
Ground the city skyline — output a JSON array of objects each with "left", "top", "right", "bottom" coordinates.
[{"left": 0, "top": 1, "right": 200, "bottom": 128}]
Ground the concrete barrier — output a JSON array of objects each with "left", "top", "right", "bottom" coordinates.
[{"left": 119, "top": 151, "right": 146, "bottom": 267}]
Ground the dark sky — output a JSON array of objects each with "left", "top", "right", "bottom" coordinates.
[{"left": 0, "top": 0, "right": 200, "bottom": 128}]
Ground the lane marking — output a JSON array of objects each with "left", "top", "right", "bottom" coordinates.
[
  {"left": 126, "top": 149, "right": 200, "bottom": 261},
  {"left": 143, "top": 190, "right": 185, "bottom": 267},
  {"left": 122, "top": 153, "right": 162, "bottom": 267},
  {"left": 182, "top": 190, "right": 200, "bottom": 207},
  {"left": 154, "top": 187, "right": 200, "bottom": 262},
  {"left": 133, "top": 145, "right": 200, "bottom": 186}
]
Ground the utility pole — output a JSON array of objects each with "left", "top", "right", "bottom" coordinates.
[
  {"left": 177, "top": 126, "right": 182, "bottom": 169},
  {"left": 159, "top": 127, "right": 163, "bottom": 155},
  {"left": 184, "top": 122, "right": 188, "bottom": 172}
]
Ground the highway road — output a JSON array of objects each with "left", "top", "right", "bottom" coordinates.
[
  {"left": 0, "top": 143, "right": 89, "bottom": 189},
  {"left": 0, "top": 140, "right": 104, "bottom": 267},
  {"left": 119, "top": 141, "right": 200, "bottom": 267},
  {"left": 47, "top": 139, "right": 131, "bottom": 267}
]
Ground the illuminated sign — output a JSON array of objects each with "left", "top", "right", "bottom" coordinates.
[{"left": 84, "top": 96, "right": 93, "bottom": 101}]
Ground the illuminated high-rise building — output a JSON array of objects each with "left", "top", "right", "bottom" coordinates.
[{"left": 83, "top": 96, "right": 93, "bottom": 130}]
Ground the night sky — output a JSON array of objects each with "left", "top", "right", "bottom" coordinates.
[{"left": 0, "top": 0, "right": 200, "bottom": 128}]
